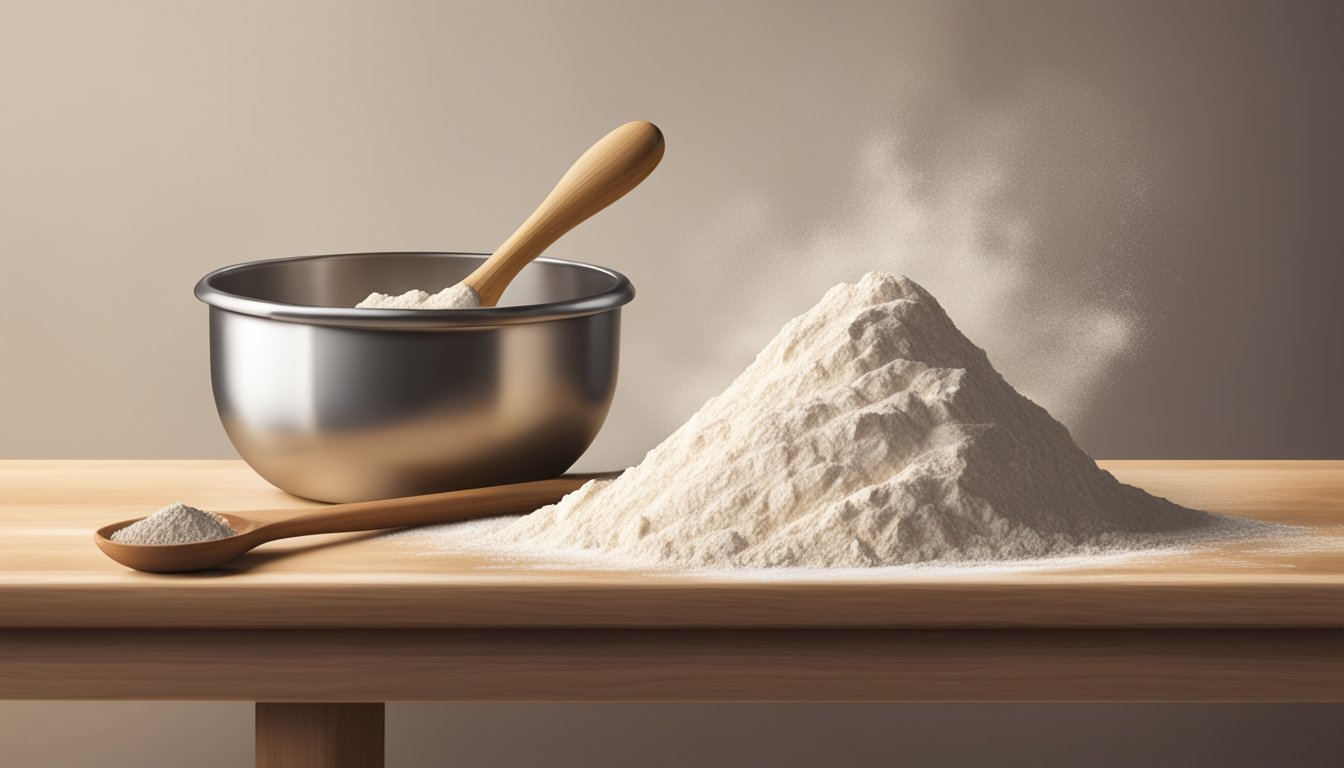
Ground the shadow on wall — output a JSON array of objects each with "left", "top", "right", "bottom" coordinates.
[{"left": 5, "top": 701, "right": 1343, "bottom": 768}]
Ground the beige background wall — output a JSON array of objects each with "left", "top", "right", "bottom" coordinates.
[{"left": 1, "top": 1, "right": 1340, "bottom": 766}]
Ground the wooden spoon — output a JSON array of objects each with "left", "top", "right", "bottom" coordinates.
[
  {"left": 93, "top": 473, "right": 611, "bottom": 573},
  {"left": 461, "top": 119, "right": 664, "bottom": 307}
]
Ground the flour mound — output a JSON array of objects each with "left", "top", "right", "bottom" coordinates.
[
  {"left": 488, "top": 273, "right": 1225, "bottom": 568},
  {"left": 356, "top": 283, "right": 480, "bottom": 309},
  {"left": 111, "top": 502, "right": 236, "bottom": 546}
]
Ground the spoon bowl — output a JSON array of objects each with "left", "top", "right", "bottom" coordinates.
[{"left": 95, "top": 514, "right": 267, "bottom": 572}]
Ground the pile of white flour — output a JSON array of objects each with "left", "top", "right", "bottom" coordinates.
[
  {"left": 110, "top": 503, "right": 236, "bottom": 546},
  {"left": 437, "top": 273, "right": 1236, "bottom": 569}
]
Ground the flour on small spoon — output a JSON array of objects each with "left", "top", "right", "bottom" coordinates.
[{"left": 111, "top": 503, "right": 236, "bottom": 546}]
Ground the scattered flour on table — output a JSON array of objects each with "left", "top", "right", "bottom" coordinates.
[
  {"left": 411, "top": 273, "right": 1258, "bottom": 569},
  {"left": 356, "top": 283, "right": 480, "bottom": 309},
  {"left": 110, "top": 503, "right": 236, "bottom": 546}
]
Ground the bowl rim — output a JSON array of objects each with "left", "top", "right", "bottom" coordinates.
[{"left": 194, "top": 251, "right": 635, "bottom": 329}]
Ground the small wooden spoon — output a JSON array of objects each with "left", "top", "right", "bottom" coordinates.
[
  {"left": 460, "top": 120, "right": 664, "bottom": 307},
  {"left": 94, "top": 473, "right": 611, "bottom": 573}
]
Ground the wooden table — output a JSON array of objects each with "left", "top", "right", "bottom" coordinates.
[{"left": 2, "top": 460, "right": 1342, "bottom": 766}]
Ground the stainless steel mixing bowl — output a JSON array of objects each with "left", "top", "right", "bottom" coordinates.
[{"left": 194, "top": 252, "right": 633, "bottom": 502}]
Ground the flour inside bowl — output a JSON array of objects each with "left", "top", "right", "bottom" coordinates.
[
  {"left": 356, "top": 283, "right": 480, "bottom": 309},
  {"left": 412, "top": 273, "right": 1253, "bottom": 569}
]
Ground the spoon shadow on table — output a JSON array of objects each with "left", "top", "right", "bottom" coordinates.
[{"left": 93, "top": 473, "right": 614, "bottom": 574}]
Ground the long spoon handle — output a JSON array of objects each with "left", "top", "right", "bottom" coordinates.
[
  {"left": 462, "top": 121, "right": 664, "bottom": 306},
  {"left": 254, "top": 473, "right": 612, "bottom": 542}
]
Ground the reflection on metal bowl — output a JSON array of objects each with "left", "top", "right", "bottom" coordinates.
[{"left": 195, "top": 252, "right": 632, "bottom": 502}]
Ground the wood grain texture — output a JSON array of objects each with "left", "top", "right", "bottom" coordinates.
[
  {"left": 1, "top": 628, "right": 1341, "bottom": 703},
  {"left": 3, "top": 461, "right": 1342, "bottom": 704},
  {"left": 256, "top": 703, "right": 383, "bottom": 768},
  {"left": 1, "top": 461, "right": 1340, "bottom": 630}
]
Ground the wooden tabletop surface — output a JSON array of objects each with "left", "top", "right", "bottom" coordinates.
[{"left": 3, "top": 460, "right": 1342, "bottom": 630}]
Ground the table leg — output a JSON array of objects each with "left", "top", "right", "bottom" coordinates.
[{"left": 255, "top": 702, "right": 384, "bottom": 768}]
